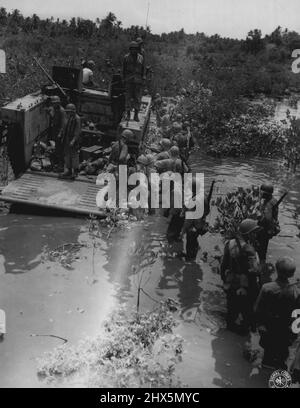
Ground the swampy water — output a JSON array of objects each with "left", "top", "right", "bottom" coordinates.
[{"left": 0, "top": 150, "right": 299, "bottom": 388}]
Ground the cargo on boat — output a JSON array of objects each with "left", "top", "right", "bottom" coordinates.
[{"left": 0, "top": 65, "right": 152, "bottom": 216}]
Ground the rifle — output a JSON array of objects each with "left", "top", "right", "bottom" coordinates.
[
  {"left": 275, "top": 191, "right": 288, "bottom": 209},
  {"left": 207, "top": 179, "right": 216, "bottom": 207},
  {"left": 33, "top": 57, "right": 67, "bottom": 98}
]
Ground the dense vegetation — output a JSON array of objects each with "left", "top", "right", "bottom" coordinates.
[
  {"left": 1, "top": 8, "right": 300, "bottom": 101},
  {"left": 1, "top": 8, "right": 300, "bottom": 161}
]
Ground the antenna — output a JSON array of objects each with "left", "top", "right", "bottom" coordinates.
[{"left": 145, "top": 1, "right": 150, "bottom": 29}]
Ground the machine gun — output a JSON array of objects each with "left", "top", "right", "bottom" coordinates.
[{"left": 33, "top": 57, "right": 67, "bottom": 99}]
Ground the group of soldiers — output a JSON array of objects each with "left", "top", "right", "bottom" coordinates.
[
  {"left": 45, "top": 95, "right": 81, "bottom": 179},
  {"left": 220, "top": 189, "right": 300, "bottom": 372},
  {"left": 150, "top": 101, "right": 300, "bottom": 375}
]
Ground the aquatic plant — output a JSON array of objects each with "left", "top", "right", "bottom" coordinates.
[
  {"left": 37, "top": 301, "right": 183, "bottom": 388},
  {"left": 213, "top": 186, "right": 260, "bottom": 238}
]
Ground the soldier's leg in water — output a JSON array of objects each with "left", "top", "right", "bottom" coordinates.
[
  {"left": 226, "top": 289, "right": 240, "bottom": 330},
  {"left": 185, "top": 230, "right": 199, "bottom": 261},
  {"left": 167, "top": 212, "right": 185, "bottom": 244}
]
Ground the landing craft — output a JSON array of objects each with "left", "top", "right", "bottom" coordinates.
[{"left": 0, "top": 63, "right": 151, "bottom": 216}]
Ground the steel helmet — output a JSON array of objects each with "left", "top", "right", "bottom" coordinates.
[
  {"left": 87, "top": 60, "right": 95, "bottom": 67},
  {"left": 121, "top": 129, "right": 133, "bottom": 140},
  {"left": 260, "top": 184, "right": 274, "bottom": 195},
  {"left": 136, "top": 37, "right": 144, "bottom": 45},
  {"left": 129, "top": 41, "right": 139, "bottom": 49},
  {"left": 145, "top": 154, "right": 155, "bottom": 165},
  {"left": 172, "top": 121, "right": 183, "bottom": 133},
  {"left": 161, "top": 114, "right": 171, "bottom": 127},
  {"left": 65, "top": 103, "right": 76, "bottom": 112},
  {"left": 275, "top": 257, "right": 296, "bottom": 277},
  {"left": 176, "top": 113, "right": 183, "bottom": 121},
  {"left": 239, "top": 219, "right": 259, "bottom": 235},
  {"left": 169, "top": 145, "right": 180, "bottom": 158},
  {"left": 160, "top": 138, "right": 171, "bottom": 150},
  {"left": 51, "top": 95, "right": 61, "bottom": 104},
  {"left": 137, "top": 154, "right": 148, "bottom": 166}
]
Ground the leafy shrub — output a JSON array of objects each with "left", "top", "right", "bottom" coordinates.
[
  {"left": 213, "top": 186, "right": 260, "bottom": 239},
  {"left": 37, "top": 302, "right": 183, "bottom": 387}
]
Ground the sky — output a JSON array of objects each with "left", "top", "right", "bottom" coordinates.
[{"left": 1, "top": 0, "right": 300, "bottom": 39}]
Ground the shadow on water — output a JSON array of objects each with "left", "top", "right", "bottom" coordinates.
[{"left": 0, "top": 203, "right": 83, "bottom": 274}]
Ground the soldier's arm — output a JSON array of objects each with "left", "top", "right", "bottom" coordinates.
[
  {"left": 119, "top": 143, "right": 128, "bottom": 163},
  {"left": 220, "top": 242, "right": 231, "bottom": 282},
  {"left": 254, "top": 286, "right": 268, "bottom": 327},
  {"left": 71, "top": 117, "right": 81, "bottom": 145}
]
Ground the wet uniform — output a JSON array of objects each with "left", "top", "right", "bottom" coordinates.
[
  {"left": 257, "top": 197, "right": 279, "bottom": 262},
  {"left": 255, "top": 280, "right": 300, "bottom": 368},
  {"left": 221, "top": 237, "right": 260, "bottom": 330}
]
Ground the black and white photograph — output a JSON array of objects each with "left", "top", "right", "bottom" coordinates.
[{"left": 0, "top": 0, "right": 300, "bottom": 391}]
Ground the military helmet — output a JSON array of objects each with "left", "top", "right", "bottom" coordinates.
[
  {"left": 137, "top": 154, "right": 147, "bottom": 166},
  {"left": 260, "top": 184, "right": 274, "bottom": 195},
  {"left": 51, "top": 95, "right": 61, "bottom": 104},
  {"left": 172, "top": 121, "right": 183, "bottom": 133},
  {"left": 136, "top": 37, "right": 144, "bottom": 45},
  {"left": 129, "top": 41, "right": 139, "bottom": 49},
  {"left": 169, "top": 145, "right": 180, "bottom": 158},
  {"left": 121, "top": 129, "right": 133, "bottom": 140},
  {"left": 160, "top": 138, "right": 171, "bottom": 150},
  {"left": 87, "top": 60, "right": 95, "bottom": 67},
  {"left": 145, "top": 154, "right": 155, "bottom": 165},
  {"left": 239, "top": 219, "right": 260, "bottom": 235},
  {"left": 275, "top": 257, "right": 296, "bottom": 277},
  {"left": 65, "top": 103, "right": 76, "bottom": 112}
]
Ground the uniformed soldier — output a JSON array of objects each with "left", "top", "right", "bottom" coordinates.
[
  {"left": 256, "top": 184, "right": 280, "bottom": 263},
  {"left": 123, "top": 42, "right": 145, "bottom": 122},
  {"left": 60, "top": 104, "right": 81, "bottom": 179},
  {"left": 221, "top": 219, "right": 260, "bottom": 334},
  {"left": 156, "top": 138, "right": 171, "bottom": 160},
  {"left": 108, "top": 129, "right": 131, "bottom": 170},
  {"left": 48, "top": 95, "right": 66, "bottom": 171},
  {"left": 254, "top": 257, "right": 300, "bottom": 369}
]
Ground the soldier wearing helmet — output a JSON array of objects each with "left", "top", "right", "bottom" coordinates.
[
  {"left": 156, "top": 138, "right": 171, "bottom": 160},
  {"left": 256, "top": 184, "right": 280, "bottom": 264},
  {"left": 47, "top": 95, "right": 66, "bottom": 171},
  {"left": 136, "top": 37, "right": 145, "bottom": 59},
  {"left": 220, "top": 218, "right": 260, "bottom": 334},
  {"left": 255, "top": 257, "right": 300, "bottom": 369},
  {"left": 109, "top": 129, "right": 131, "bottom": 168},
  {"left": 60, "top": 104, "right": 81, "bottom": 179},
  {"left": 123, "top": 41, "right": 145, "bottom": 122},
  {"left": 82, "top": 60, "right": 96, "bottom": 87}
]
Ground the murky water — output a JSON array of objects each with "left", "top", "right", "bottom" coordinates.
[{"left": 1, "top": 119, "right": 300, "bottom": 386}]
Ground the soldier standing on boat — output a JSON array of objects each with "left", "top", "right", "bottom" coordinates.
[
  {"left": 60, "top": 104, "right": 81, "bottom": 179},
  {"left": 48, "top": 95, "right": 66, "bottom": 171},
  {"left": 123, "top": 41, "right": 145, "bottom": 122}
]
